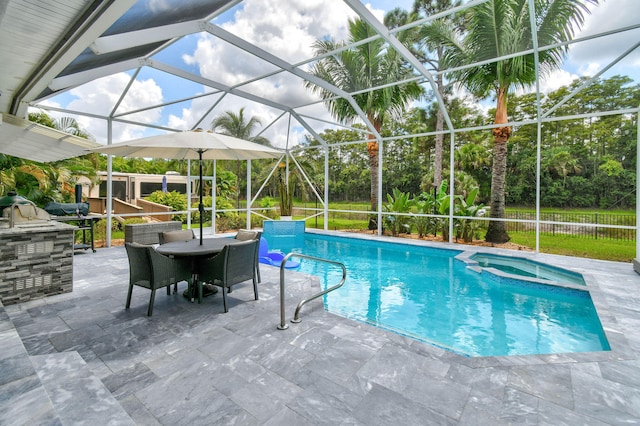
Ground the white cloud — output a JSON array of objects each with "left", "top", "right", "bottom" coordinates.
[
  {"left": 580, "top": 0, "right": 639, "bottom": 38},
  {"left": 41, "top": 73, "right": 164, "bottom": 144},
  {"left": 363, "top": 3, "right": 385, "bottom": 22},
  {"left": 567, "top": 0, "right": 640, "bottom": 79},
  {"left": 538, "top": 69, "right": 580, "bottom": 94},
  {"left": 166, "top": 109, "right": 192, "bottom": 131},
  {"left": 175, "top": 0, "right": 361, "bottom": 147}
]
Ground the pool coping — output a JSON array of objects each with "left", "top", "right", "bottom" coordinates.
[{"left": 304, "top": 229, "right": 635, "bottom": 365}]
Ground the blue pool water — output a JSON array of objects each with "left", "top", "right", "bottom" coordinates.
[{"left": 269, "top": 233, "right": 610, "bottom": 357}]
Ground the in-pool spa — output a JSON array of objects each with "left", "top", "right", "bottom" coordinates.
[{"left": 467, "top": 252, "right": 586, "bottom": 286}]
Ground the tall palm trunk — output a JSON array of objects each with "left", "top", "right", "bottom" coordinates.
[
  {"left": 367, "top": 116, "right": 382, "bottom": 230},
  {"left": 485, "top": 86, "right": 511, "bottom": 243},
  {"left": 434, "top": 71, "right": 445, "bottom": 190}
]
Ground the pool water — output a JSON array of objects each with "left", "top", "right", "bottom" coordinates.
[{"left": 270, "top": 233, "right": 610, "bottom": 357}]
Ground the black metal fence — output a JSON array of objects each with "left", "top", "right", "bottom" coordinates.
[
  {"left": 299, "top": 205, "right": 636, "bottom": 241},
  {"left": 506, "top": 211, "right": 636, "bottom": 241}
]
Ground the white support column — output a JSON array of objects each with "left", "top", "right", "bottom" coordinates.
[
  {"left": 246, "top": 160, "right": 252, "bottom": 229},
  {"left": 106, "top": 119, "right": 113, "bottom": 248},
  {"left": 448, "top": 131, "right": 454, "bottom": 243},
  {"left": 377, "top": 138, "right": 383, "bottom": 236},
  {"left": 529, "top": 0, "right": 543, "bottom": 253},
  {"left": 186, "top": 159, "right": 192, "bottom": 229},
  {"left": 212, "top": 160, "right": 217, "bottom": 236},
  {"left": 633, "top": 106, "right": 640, "bottom": 273},
  {"left": 324, "top": 147, "right": 329, "bottom": 231}
]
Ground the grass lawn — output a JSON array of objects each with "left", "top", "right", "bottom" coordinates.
[{"left": 509, "top": 232, "right": 635, "bottom": 263}]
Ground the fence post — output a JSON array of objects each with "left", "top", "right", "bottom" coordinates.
[{"left": 595, "top": 213, "right": 598, "bottom": 240}]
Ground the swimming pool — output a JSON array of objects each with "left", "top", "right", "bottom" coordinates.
[{"left": 269, "top": 232, "right": 610, "bottom": 357}]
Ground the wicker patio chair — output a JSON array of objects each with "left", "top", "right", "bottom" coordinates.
[
  {"left": 196, "top": 239, "right": 259, "bottom": 312},
  {"left": 125, "top": 242, "right": 183, "bottom": 316},
  {"left": 158, "top": 229, "right": 196, "bottom": 244},
  {"left": 158, "top": 229, "right": 196, "bottom": 293},
  {"left": 234, "top": 229, "right": 262, "bottom": 284}
]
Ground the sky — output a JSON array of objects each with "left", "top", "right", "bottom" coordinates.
[{"left": 38, "top": 0, "right": 640, "bottom": 148}]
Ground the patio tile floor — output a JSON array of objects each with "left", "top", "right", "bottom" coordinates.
[{"left": 1, "top": 232, "right": 640, "bottom": 425}]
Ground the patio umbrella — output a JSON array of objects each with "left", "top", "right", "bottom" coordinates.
[{"left": 89, "top": 130, "right": 282, "bottom": 243}]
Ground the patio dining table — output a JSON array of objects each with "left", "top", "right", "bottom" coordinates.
[{"left": 156, "top": 237, "right": 244, "bottom": 302}]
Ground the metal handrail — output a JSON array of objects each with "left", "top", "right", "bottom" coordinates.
[{"left": 277, "top": 252, "right": 346, "bottom": 330}]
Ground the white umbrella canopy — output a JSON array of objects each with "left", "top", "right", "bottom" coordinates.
[
  {"left": 89, "top": 130, "right": 283, "bottom": 243},
  {"left": 90, "top": 130, "right": 283, "bottom": 160}
]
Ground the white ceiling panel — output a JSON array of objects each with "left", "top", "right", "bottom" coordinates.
[
  {"left": 0, "top": 0, "right": 91, "bottom": 114},
  {"left": 0, "top": 113, "right": 100, "bottom": 162}
]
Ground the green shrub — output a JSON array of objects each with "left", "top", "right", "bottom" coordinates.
[
  {"left": 93, "top": 218, "right": 127, "bottom": 241},
  {"left": 146, "top": 191, "right": 188, "bottom": 222},
  {"left": 191, "top": 194, "right": 237, "bottom": 226},
  {"left": 216, "top": 214, "right": 246, "bottom": 232},
  {"left": 382, "top": 188, "right": 413, "bottom": 236},
  {"left": 258, "top": 196, "right": 279, "bottom": 219}
]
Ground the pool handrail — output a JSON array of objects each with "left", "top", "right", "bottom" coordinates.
[{"left": 277, "top": 252, "right": 346, "bottom": 330}]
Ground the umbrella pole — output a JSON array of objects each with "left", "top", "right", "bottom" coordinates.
[{"left": 199, "top": 150, "right": 204, "bottom": 244}]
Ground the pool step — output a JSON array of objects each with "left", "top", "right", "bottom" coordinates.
[{"left": 31, "top": 351, "right": 135, "bottom": 425}]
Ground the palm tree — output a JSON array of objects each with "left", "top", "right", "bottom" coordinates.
[
  {"left": 53, "top": 116, "right": 94, "bottom": 140},
  {"left": 305, "top": 18, "right": 423, "bottom": 229},
  {"left": 440, "top": 0, "right": 597, "bottom": 243},
  {"left": 413, "top": 0, "right": 462, "bottom": 190},
  {"left": 544, "top": 147, "right": 583, "bottom": 187},
  {"left": 0, "top": 154, "right": 70, "bottom": 205},
  {"left": 210, "top": 108, "right": 271, "bottom": 208},
  {"left": 210, "top": 108, "right": 270, "bottom": 146}
]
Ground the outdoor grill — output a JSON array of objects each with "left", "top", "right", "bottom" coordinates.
[
  {"left": 44, "top": 201, "right": 90, "bottom": 217},
  {"left": 0, "top": 191, "right": 52, "bottom": 228},
  {"left": 0, "top": 191, "right": 77, "bottom": 305},
  {"left": 44, "top": 186, "right": 98, "bottom": 253}
]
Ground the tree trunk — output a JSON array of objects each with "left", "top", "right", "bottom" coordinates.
[
  {"left": 485, "top": 87, "right": 511, "bottom": 243},
  {"left": 367, "top": 134, "right": 379, "bottom": 230},
  {"left": 485, "top": 138, "right": 509, "bottom": 242},
  {"left": 367, "top": 117, "right": 382, "bottom": 230},
  {"left": 433, "top": 72, "right": 444, "bottom": 189}
]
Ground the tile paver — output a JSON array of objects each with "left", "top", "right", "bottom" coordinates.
[{"left": 2, "top": 231, "right": 640, "bottom": 425}]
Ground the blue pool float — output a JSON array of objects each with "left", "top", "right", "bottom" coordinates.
[{"left": 259, "top": 238, "right": 300, "bottom": 269}]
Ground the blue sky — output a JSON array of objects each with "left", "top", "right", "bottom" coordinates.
[{"left": 38, "top": 0, "right": 640, "bottom": 147}]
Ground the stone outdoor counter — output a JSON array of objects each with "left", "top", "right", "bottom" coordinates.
[{"left": 0, "top": 221, "right": 75, "bottom": 304}]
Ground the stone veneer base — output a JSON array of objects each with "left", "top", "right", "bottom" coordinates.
[{"left": 0, "top": 223, "right": 75, "bottom": 305}]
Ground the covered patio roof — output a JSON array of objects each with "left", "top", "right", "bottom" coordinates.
[{"left": 0, "top": 113, "right": 100, "bottom": 162}]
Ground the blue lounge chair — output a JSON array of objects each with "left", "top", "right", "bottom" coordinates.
[{"left": 258, "top": 237, "right": 300, "bottom": 269}]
